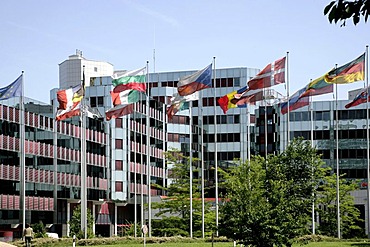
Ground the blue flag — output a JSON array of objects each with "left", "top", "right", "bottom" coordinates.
[{"left": 0, "top": 75, "right": 22, "bottom": 101}]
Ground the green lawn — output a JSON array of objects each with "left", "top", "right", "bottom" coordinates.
[
  {"left": 69, "top": 242, "right": 370, "bottom": 247},
  {"left": 84, "top": 242, "right": 370, "bottom": 247},
  {"left": 13, "top": 238, "right": 370, "bottom": 247}
]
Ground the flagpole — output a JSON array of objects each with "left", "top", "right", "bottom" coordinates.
[
  {"left": 365, "top": 45, "right": 370, "bottom": 239},
  {"left": 20, "top": 71, "right": 26, "bottom": 234},
  {"left": 310, "top": 94, "right": 315, "bottom": 235},
  {"left": 189, "top": 100, "right": 193, "bottom": 238},
  {"left": 247, "top": 105, "right": 251, "bottom": 162},
  {"left": 200, "top": 91, "right": 205, "bottom": 238},
  {"left": 53, "top": 97, "right": 58, "bottom": 226},
  {"left": 335, "top": 73, "right": 341, "bottom": 239},
  {"left": 81, "top": 66, "right": 87, "bottom": 239},
  {"left": 264, "top": 89, "right": 267, "bottom": 159},
  {"left": 286, "top": 52, "right": 290, "bottom": 147},
  {"left": 212, "top": 57, "right": 219, "bottom": 236},
  {"left": 140, "top": 92, "right": 144, "bottom": 235},
  {"left": 133, "top": 101, "right": 137, "bottom": 238},
  {"left": 146, "top": 61, "right": 152, "bottom": 237}
]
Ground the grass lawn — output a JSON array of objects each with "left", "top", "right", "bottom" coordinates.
[
  {"left": 83, "top": 242, "right": 370, "bottom": 247},
  {"left": 14, "top": 238, "right": 370, "bottom": 247},
  {"left": 56, "top": 242, "right": 370, "bottom": 247}
]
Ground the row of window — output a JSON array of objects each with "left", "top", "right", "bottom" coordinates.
[
  {"left": 317, "top": 149, "right": 369, "bottom": 159},
  {"left": 152, "top": 77, "right": 240, "bottom": 88},
  {"left": 292, "top": 129, "right": 370, "bottom": 140},
  {"left": 289, "top": 109, "right": 370, "bottom": 122}
]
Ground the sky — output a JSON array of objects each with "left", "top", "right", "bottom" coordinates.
[{"left": 0, "top": 0, "right": 369, "bottom": 104}]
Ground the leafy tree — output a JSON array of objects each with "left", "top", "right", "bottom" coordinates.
[
  {"left": 151, "top": 149, "right": 215, "bottom": 237},
  {"left": 32, "top": 221, "right": 47, "bottom": 238},
  {"left": 69, "top": 204, "right": 94, "bottom": 239},
  {"left": 324, "top": 0, "right": 370, "bottom": 26},
  {"left": 220, "top": 138, "right": 327, "bottom": 247},
  {"left": 316, "top": 173, "right": 363, "bottom": 238}
]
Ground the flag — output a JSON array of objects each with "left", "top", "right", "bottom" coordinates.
[
  {"left": 56, "top": 84, "right": 83, "bottom": 110},
  {"left": 325, "top": 53, "right": 365, "bottom": 84},
  {"left": 0, "top": 75, "right": 22, "bottom": 101},
  {"left": 299, "top": 75, "right": 334, "bottom": 98},
  {"left": 110, "top": 90, "right": 140, "bottom": 107},
  {"left": 112, "top": 67, "right": 146, "bottom": 87},
  {"left": 105, "top": 104, "right": 135, "bottom": 121},
  {"left": 55, "top": 84, "right": 84, "bottom": 121},
  {"left": 218, "top": 86, "right": 264, "bottom": 114},
  {"left": 167, "top": 102, "right": 189, "bottom": 120},
  {"left": 247, "top": 57, "right": 286, "bottom": 90},
  {"left": 56, "top": 102, "right": 81, "bottom": 121},
  {"left": 345, "top": 87, "right": 370, "bottom": 109},
  {"left": 167, "top": 92, "right": 198, "bottom": 119},
  {"left": 177, "top": 64, "right": 212, "bottom": 96},
  {"left": 281, "top": 87, "right": 309, "bottom": 115}
]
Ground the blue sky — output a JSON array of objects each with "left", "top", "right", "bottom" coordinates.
[{"left": 0, "top": 0, "right": 369, "bottom": 104}]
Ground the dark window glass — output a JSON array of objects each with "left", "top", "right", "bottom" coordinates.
[
  {"left": 90, "top": 97, "right": 97, "bottom": 107},
  {"left": 97, "top": 97, "right": 104, "bottom": 107}
]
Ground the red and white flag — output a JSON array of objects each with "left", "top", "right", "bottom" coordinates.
[
  {"left": 247, "top": 57, "right": 286, "bottom": 90},
  {"left": 56, "top": 85, "right": 83, "bottom": 121}
]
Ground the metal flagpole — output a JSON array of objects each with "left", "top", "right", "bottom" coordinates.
[
  {"left": 140, "top": 92, "right": 144, "bottom": 235},
  {"left": 335, "top": 76, "right": 341, "bottom": 239},
  {"left": 146, "top": 61, "right": 152, "bottom": 237},
  {"left": 53, "top": 99, "right": 58, "bottom": 225},
  {"left": 20, "top": 71, "right": 26, "bottom": 234},
  {"left": 189, "top": 101, "right": 193, "bottom": 238},
  {"left": 264, "top": 90, "right": 267, "bottom": 159},
  {"left": 200, "top": 91, "right": 205, "bottom": 238},
  {"left": 310, "top": 94, "right": 315, "bottom": 235},
  {"left": 286, "top": 52, "right": 290, "bottom": 147},
  {"left": 81, "top": 67, "right": 87, "bottom": 239},
  {"left": 362, "top": 46, "right": 370, "bottom": 238},
  {"left": 212, "top": 57, "right": 219, "bottom": 236},
  {"left": 247, "top": 106, "right": 251, "bottom": 162},
  {"left": 133, "top": 101, "right": 137, "bottom": 238}
]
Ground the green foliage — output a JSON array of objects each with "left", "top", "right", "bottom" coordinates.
[
  {"left": 151, "top": 148, "right": 215, "bottom": 237},
  {"left": 220, "top": 138, "right": 327, "bottom": 247},
  {"left": 316, "top": 173, "right": 364, "bottom": 238},
  {"left": 32, "top": 221, "right": 47, "bottom": 238},
  {"left": 69, "top": 204, "right": 95, "bottom": 239},
  {"left": 324, "top": 0, "right": 370, "bottom": 26}
]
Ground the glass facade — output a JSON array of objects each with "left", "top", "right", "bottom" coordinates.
[{"left": 0, "top": 99, "right": 108, "bottom": 237}]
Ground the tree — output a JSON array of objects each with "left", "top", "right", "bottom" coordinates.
[
  {"left": 151, "top": 149, "right": 215, "bottom": 237},
  {"left": 316, "top": 173, "right": 363, "bottom": 238},
  {"left": 324, "top": 0, "right": 370, "bottom": 26},
  {"left": 220, "top": 138, "right": 327, "bottom": 247},
  {"left": 69, "top": 205, "right": 95, "bottom": 239}
]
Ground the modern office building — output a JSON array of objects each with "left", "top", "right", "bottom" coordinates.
[
  {"left": 2, "top": 51, "right": 369, "bottom": 238},
  {"left": 0, "top": 97, "right": 108, "bottom": 238},
  {"left": 55, "top": 52, "right": 168, "bottom": 236},
  {"left": 275, "top": 91, "right": 370, "bottom": 233}
]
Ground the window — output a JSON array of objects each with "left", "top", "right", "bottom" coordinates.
[
  {"left": 115, "top": 160, "right": 123, "bottom": 170},
  {"left": 90, "top": 97, "right": 97, "bottom": 107},
  {"left": 94, "top": 67, "right": 98, "bottom": 72},
  {"left": 115, "top": 139, "right": 123, "bottom": 149},
  {"left": 115, "top": 182, "right": 123, "bottom": 192},
  {"left": 115, "top": 118, "right": 123, "bottom": 128},
  {"left": 97, "top": 97, "right": 104, "bottom": 107},
  {"left": 234, "top": 77, "right": 240, "bottom": 87}
]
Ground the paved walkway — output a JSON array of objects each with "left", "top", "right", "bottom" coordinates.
[{"left": 0, "top": 242, "right": 17, "bottom": 247}]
